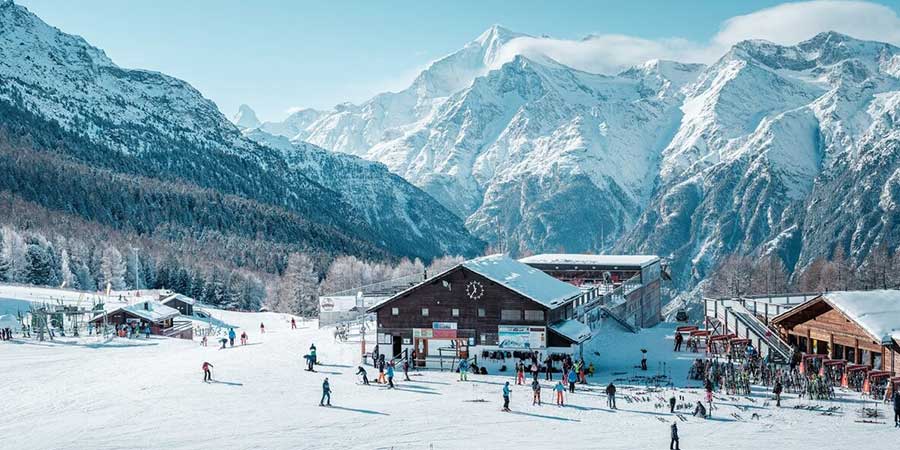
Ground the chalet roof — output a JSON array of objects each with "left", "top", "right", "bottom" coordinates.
[
  {"left": 549, "top": 319, "right": 592, "bottom": 344},
  {"left": 92, "top": 301, "right": 179, "bottom": 323},
  {"left": 462, "top": 254, "right": 583, "bottom": 308},
  {"left": 160, "top": 293, "right": 196, "bottom": 306},
  {"left": 367, "top": 254, "right": 582, "bottom": 313},
  {"left": 519, "top": 254, "right": 659, "bottom": 268},
  {"left": 821, "top": 290, "right": 900, "bottom": 344}
]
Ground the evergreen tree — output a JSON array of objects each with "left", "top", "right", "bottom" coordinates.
[
  {"left": 98, "top": 245, "right": 127, "bottom": 291},
  {"left": 0, "top": 235, "right": 9, "bottom": 282},
  {"left": 275, "top": 253, "right": 319, "bottom": 316},
  {"left": 24, "top": 243, "right": 53, "bottom": 286}
]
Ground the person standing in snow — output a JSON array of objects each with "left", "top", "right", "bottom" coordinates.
[
  {"left": 377, "top": 355, "right": 386, "bottom": 384},
  {"left": 143, "top": 325, "right": 151, "bottom": 339},
  {"left": 259, "top": 322, "right": 265, "bottom": 333},
  {"left": 640, "top": 349, "right": 648, "bottom": 371},
  {"left": 605, "top": 382, "right": 617, "bottom": 409},
  {"left": 669, "top": 395, "right": 677, "bottom": 413},
  {"left": 515, "top": 361, "right": 524, "bottom": 385},
  {"left": 386, "top": 361, "right": 396, "bottom": 389},
  {"left": 458, "top": 358, "right": 469, "bottom": 382},
  {"left": 531, "top": 378, "right": 542, "bottom": 406},
  {"left": 240, "top": 331, "right": 248, "bottom": 345},
  {"left": 304, "top": 353, "right": 316, "bottom": 372},
  {"left": 567, "top": 368, "right": 577, "bottom": 393},
  {"left": 670, "top": 422, "right": 680, "bottom": 450},
  {"left": 544, "top": 356, "right": 553, "bottom": 380},
  {"left": 309, "top": 344, "right": 317, "bottom": 365},
  {"left": 202, "top": 361, "right": 214, "bottom": 382},
  {"left": 402, "top": 357, "right": 410, "bottom": 381},
  {"left": 356, "top": 366, "right": 369, "bottom": 385},
  {"left": 201, "top": 335, "right": 208, "bottom": 347},
  {"left": 553, "top": 381, "right": 566, "bottom": 406},
  {"left": 892, "top": 388, "right": 900, "bottom": 427},
  {"left": 502, "top": 381, "right": 511, "bottom": 412},
  {"left": 674, "top": 332, "right": 684, "bottom": 352},
  {"left": 773, "top": 380, "right": 783, "bottom": 407},
  {"left": 320, "top": 378, "right": 331, "bottom": 406},
  {"left": 291, "top": 318, "right": 297, "bottom": 329},
  {"left": 704, "top": 378, "right": 714, "bottom": 413},
  {"left": 227, "top": 328, "right": 236, "bottom": 347},
  {"left": 218, "top": 337, "right": 228, "bottom": 349}
]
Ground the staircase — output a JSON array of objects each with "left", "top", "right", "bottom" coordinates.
[{"left": 706, "top": 298, "right": 793, "bottom": 363}]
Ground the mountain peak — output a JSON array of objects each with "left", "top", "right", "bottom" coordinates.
[
  {"left": 474, "top": 24, "right": 523, "bottom": 46},
  {"left": 232, "top": 104, "right": 261, "bottom": 129}
]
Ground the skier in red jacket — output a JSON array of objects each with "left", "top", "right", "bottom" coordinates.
[{"left": 202, "top": 361, "right": 214, "bottom": 382}]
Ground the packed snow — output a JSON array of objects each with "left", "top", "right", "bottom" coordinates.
[{"left": 3, "top": 302, "right": 899, "bottom": 450}]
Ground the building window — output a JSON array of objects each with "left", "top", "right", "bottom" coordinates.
[
  {"left": 391, "top": 307, "right": 399, "bottom": 316},
  {"left": 452, "top": 308, "right": 460, "bottom": 317},
  {"left": 524, "top": 310, "right": 545, "bottom": 321},
  {"left": 478, "top": 308, "right": 486, "bottom": 317},
  {"left": 421, "top": 308, "right": 429, "bottom": 317},
  {"left": 501, "top": 309, "right": 522, "bottom": 321}
]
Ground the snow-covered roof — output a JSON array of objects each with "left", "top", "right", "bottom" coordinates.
[
  {"left": 160, "top": 293, "right": 196, "bottom": 306},
  {"left": 549, "top": 319, "right": 592, "bottom": 343},
  {"left": 821, "top": 290, "right": 900, "bottom": 344},
  {"left": 519, "top": 254, "right": 660, "bottom": 268},
  {"left": 93, "top": 301, "right": 180, "bottom": 323},
  {"left": 463, "top": 254, "right": 583, "bottom": 308}
]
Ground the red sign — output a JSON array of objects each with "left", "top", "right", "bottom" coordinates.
[{"left": 433, "top": 328, "right": 457, "bottom": 338}]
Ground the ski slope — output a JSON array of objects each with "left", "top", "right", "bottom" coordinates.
[{"left": 2, "top": 307, "right": 898, "bottom": 450}]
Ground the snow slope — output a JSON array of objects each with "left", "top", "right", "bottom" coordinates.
[{"left": 2, "top": 302, "right": 898, "bottom": 450}]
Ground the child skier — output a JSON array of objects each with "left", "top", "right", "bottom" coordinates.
[
  {"left": 227, "top": 328, "right": 236, "bottom": 347},
  {"left": 218, "top": 337, "right": 228, "bottom": 349},
  {"left": 319, "top": 378, "right": 331, "bottom": 407},
  {"left": 502, "top": 381, "right": 511, "bottom": 412},
  {"left": 240, "top": 331, "right": 248, "bottom": 345},
  {"left": 260, "top": 322, "right": 265, "bottom": 333},
  {"left": 356, "top": 366, "right": 369, "bottom": 385},
  {"left": 458, "top": 358, "right": 469, "bottom": 382},
  {"left": 516, "top": 361, "right": 525, "bottom": 385},
  {"left": 291, "top": 318, "right": 297, "bottom": 329},
  {"left": 554, "top": 381, "right": 566, "bottom": 406},
  {"left": 377, "top": 356, "right": 386, "bottom": 383},
  {"left": 402, "top": 357, "right": 410, "bottom": 381},
  {"left": 309, "top": 344, "right": 317, "bottom": 365},
  {"left": 304, "top": 354, "right": 316, "bottom": 372},
  {"left": 386, "top": 361, "right": 395, "bottom": 389},
  {"left": 773, "top": 380, "right": 783, "bottom": 407},
  {"left": 531, "top": 378, "right": 542, "bottom": 405},
  {"left": 202, "top": 361, "right": 214, "bottom": 382}
]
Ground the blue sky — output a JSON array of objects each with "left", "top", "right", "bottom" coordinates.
[{"left": 17, "top": 0, "right": 900, "bottom": 121}]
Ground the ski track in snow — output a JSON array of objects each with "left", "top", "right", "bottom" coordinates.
[{"left": 2, "top": 310, "right": 898, "bottom": 450}]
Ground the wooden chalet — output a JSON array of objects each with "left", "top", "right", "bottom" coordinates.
[
  {"left": 367, "top": 254, "right": 592, "bottom": 369},
  {"left": 771, "top": 290, "right": 900, "bottom": 376},
  {"left": 90, "top": 301, "right": 192, "bottom": 339}
]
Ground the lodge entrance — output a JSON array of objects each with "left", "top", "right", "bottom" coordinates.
[{"left": 392, "top": 335, "right": 402, "bottom": 358}]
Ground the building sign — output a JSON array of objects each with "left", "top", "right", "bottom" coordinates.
[
  {"left": 413, "top": 328, "right": 434, "bottom": 338},
  {"left": 498, "top": 326, "right": 546, "bottom": 349},
  {"left": 432, "top": 322, "right": 457, "bottom": 338}
]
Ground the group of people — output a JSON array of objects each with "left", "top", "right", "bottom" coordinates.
[
  {"left": 114, "top": 322, "right": 151, "bottom": 339},
  {"left": 218, "top": 327, "right": 251, "bottom": 349},
  {"left": 0, "top": 327, "right": 13, "bottom": 340}
]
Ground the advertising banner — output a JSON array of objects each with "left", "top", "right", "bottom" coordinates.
[
  {"left": 432, "top": 322, "right": 458, "bottom": 338},
  {"left": 498, "top": 326, "right": 546, "bottom": 349}
]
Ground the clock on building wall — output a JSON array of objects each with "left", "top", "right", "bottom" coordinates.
[{"left": 466, "top": 280, "right": 484, "bottom": 300}]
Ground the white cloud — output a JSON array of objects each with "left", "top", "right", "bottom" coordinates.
[{"left": 491, "top": 1, "right": 900, "bottom": 74}]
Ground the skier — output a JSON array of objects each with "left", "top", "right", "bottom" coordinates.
[
  {"left": 530, "top": 361, "right": 539, "bottom": 381},
  {"left": 202, "top": 361, "right": 214, "bottom": 382},
  {"left": 692, "top": 400, "right": 707, "bottom": 418},
  {"left": 892, "top": 388, "right": 900, "bottom": 427},
  {"left": 531, "top": 378, "right": 542, "bottom": 405},
  {"left": 356, "top": 366, "right": 370, "bottom": 385},
  {"left": 605, "top": 382, "right": 617, "bottom": 409},
  {"left": 304, "top": 354, "right": 316, "bottom": 372},
  {"left": 544, "top": 355, "right": 553, "bottom": 380},
  {"left": 773, "top": 380, "right": 783, "bottom": 407},
  {"left": 201, "top": 335, "right": 208, "bottom": 347},
  {"left": 291, "top": 317, "right": 297, "bottom": 329},
  {"left": 143, "top": 325, "right": 151, "bottom": 339},
  {"left": 502, "top": 381, "right": 511, "bottom": 412},
  {"left": 669, "top": 395, "right": 677, "bottom": 413},
  {"left": 218, "top": 337, "right": 228, "bottom": 349},
  {"left": 670, "top": 422, "right": 680, "bottom": 450},
  {"left": 587, "top": 362, "right": 596, "bottom": 378},
  {"left": 640, "top": 349, "right": 648, "bottom": 371},
  {"left": 515, "top": 361, "right": 525, "bottom": 385},
  {"left": 227, "top": 328, "right": 236, "bottom": 347},
  {"left": 402, "top": 357, "right": 411, "bottom": 381},
  {"left": 578, "top": 359, "right": 586, "bottom": 384},
  {"left": 386, "top": 361, "right": 395, "bottom": 389},
  {"left": 377, "top": 355, "right": 386, "bottom": 383},
  {"left": 704, "top": 378, "right": 714, "bottom": 414},
  {"left": 458, "top": 358, "right": 469, "bottom": 382},
  {"left": 309, "top": 344, "right": 317, "bottom": 366},
  {"left": 553, "top": 380, "right": 566, "bottom": 406},
  {"left": 319, "top": 378, "right": 331, "bottom": 406},
  {"left": 567, "top": 367, "right": 577, "bottom": 393},
  {"left": 240, "top": 331, "right": 248, "bottom": 345},
  {"left": 674, "top": 332, "right": 684, "bottom": 352},
  {"left": 260, "top": 322, "right": 265, "bottom": 334}
]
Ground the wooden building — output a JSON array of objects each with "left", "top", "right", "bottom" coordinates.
[
  {"left": 89, "top": 301, "right": 191, "bottom": 339},
  {"left": 159, "top": 293, "right": 196, "bottom": 316},
  {"left": 519, "top": 254, "right": 663, "bottom": 328},
  {"left": 771, "top": 290, "right": 900, "bottom": 376},
  {"left": 367, "top": 254, "right": 592, "bottom": 369}
]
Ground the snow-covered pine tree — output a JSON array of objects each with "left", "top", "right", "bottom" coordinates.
[
  {"left": 0, "top": 233, "right": 9, "bottom": 282},
  {"left": 276, "top": 252, "right": 319, "bottom": 316},
  {"left": 99, "top": 246, "right": 127, "bottom": 291},
  {"left": 24, "top": 242, "right": 53, "bottom": 286}
]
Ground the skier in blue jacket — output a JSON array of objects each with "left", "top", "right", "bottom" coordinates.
[
  {"left": 567, "top": 368, "right": 578, "bottom": 393},
  {"left": 502, "top": 381, "right": 511, "bottom": 411},
  {"left": 227, "top": 328, "right": 236, "bottom": 347},
  {"left": 319, "top": 378, "right": 331, "bottom": 406},
  {"left": 458, "top": 358, "right": 469, "bottom": 382},
  {"left": 386, "top": 362, "right": 396, "bottom": 389}
]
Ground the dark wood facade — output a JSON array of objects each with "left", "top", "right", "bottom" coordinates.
[
  {"left": 370, "top": 265, "right": 578, "bottom": 359},
  {"left": 161, "top": 297, "right": 194, "bottom": 316},
  {"left": 772, "top": 298, "right": 900, "bottom": 375}
]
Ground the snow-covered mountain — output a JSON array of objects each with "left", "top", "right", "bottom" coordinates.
[
  {"left": 0, "top": 0, "right": 482, "bottom": 264},
  {"left": 258, "top": 26, "right": 899, "bottom": 290},
  {"left": 232, "top": 104, "right": 261, "bottom": 129}
]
